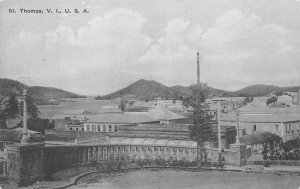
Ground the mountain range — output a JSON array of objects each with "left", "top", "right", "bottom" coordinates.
[
  {"left": 0, "top": 78, "right": 86, "bottom": 105},
  {"left": 95, "top": 79, "right": 300, "bottom": 101},
  {"left": 1, "top": 78, "right": 299, "bottom": 104}
]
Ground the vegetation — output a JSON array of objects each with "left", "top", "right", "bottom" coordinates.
[
  {"left": 240, "top": 132, "right": 281, "bottom": 145},
  {"left": 262, "top": 138, "right": 300, "bottom": 160},
  {"left": 0, "top": 109, "right": 7, "bottom": 129},
  {"left": 119, "top": 99, "right": 128, "bottom": 113},
  {"left": 19, "top": 95, "right": 40, "bottom": 119},
  {"left": 17, "top": 118, "right": 55, "bottom": 134},
  {"left": 266, "top": 95, "right": 278, "bottom": 105},
  {"left": 0, "top": 91, "right": 55, "bottom": 133},
  {"left": 182, "top": 86, "right": 217, "bottom": 165},
  {"left": 4, "top": 93, "right": 19, "bottom": 118},
  {"left": 243, "top": 96, "right": 254, "bottom": 104}
]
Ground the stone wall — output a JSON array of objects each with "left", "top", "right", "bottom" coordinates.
[
  {"left": 44, "top": 146, "right": 79, "bottom": 178},
  {"left": 6, "top": 143, "right": 45, "bottom": 187},
  {"left": 7, "top": 142, "right": 246, "bottom": 186}
]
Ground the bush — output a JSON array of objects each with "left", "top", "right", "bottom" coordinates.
[
  {"left": 262, "top": 138, "right": 300, "bottom": 160},
  {"left": 171, "top": 160, "right": 180, "bottom": 167},
  {"left": 184, "top": 161, "right": 197, "bottom": 167},
  {"left": 136, "top": 159, "right": 144, "bottom": 167},
  {"left": 263, "top": 161, "right": 271, "bottom": 167},
  {"left": 154, "top": 159, "right": 166, "bottom": 166}
]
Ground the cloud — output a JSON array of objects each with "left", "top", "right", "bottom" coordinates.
[
  {"left": 1, "top": 7, "right": 300, "bottom": 94},
  {"left": 0, "top": 8, "right": 153, "bottom": 94},
  {"left": 139, "top": 9, "right": 300, "bottom": 90},
  {"left": 138, "top": 19, "right": 202, "bottom": 85},
  {"left": 201, "top": 9, "right": 300, "bottom": 89}
]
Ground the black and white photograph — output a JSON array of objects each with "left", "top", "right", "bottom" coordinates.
[{"left": 0, "top": 0, "right": 300, "bottom": 188}]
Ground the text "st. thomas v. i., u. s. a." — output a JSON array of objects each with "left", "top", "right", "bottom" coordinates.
[{"left": 9, "top": 8, "right": 90, "bottom": 14}]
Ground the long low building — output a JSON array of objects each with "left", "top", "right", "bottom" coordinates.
[
  {"left": 80, "top": 113, "right": 159, "bottom": 133},
  {"left": 114, "top": 123, "right": 191, "bottom": 139},
  {"left": 64, "top": 107, "right": 186, "bottom": 133},
  {"left": 221, "top": 108, "right": 300, "bottom": 142}
]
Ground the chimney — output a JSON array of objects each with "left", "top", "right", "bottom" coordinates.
[{"left": 197, "top": 52, "right": 200, "bottom": 87}]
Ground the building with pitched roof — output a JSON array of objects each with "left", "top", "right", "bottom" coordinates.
[
  {"left": 221, "top": 107, "right": 300, "bottom": 141},
  {"left": 80, "top": 113, "right": 158, "bottom": 133}
]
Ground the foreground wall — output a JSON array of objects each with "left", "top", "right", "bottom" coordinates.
[
  {"left": 7, "top": 142, "right": 245, "bottom": 186},
  {"left": 6, "top": 143, "right": 45, "bottom": 187},
  {"left": 44, "top": 143, "right": 245, "bottom": 178}
]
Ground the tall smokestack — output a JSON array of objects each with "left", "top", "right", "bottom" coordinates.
[{"left": 197, "top": 52, "right": 200, "bottom": 87}]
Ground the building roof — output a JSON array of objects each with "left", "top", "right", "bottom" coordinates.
[
  {"left": 221, "top": 112, "right": 300, "bottom": 123},
  {"left": 52, "top": 114, "right": 90, "bottom": 120},
  {"left": 64, "top": 109, "right": 91, "bottom": 115},
  {"left": 118, "top": 123, "right": 190, "bottom": 132},
  {"left": 85, "top": 114, "right": 157, "bottom": 124},
  {"left": 238, "top": 105, "right": 300, "bottom": 114},
  {"left": 146, "top": 107, "right": 185, "bottom": 120},
  {"left": 108, "top": 137, "right": 197, "bottom": 148}
]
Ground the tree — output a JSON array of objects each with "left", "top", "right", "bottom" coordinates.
[
  {"left": 119, "top": 99, "right": 128, "bottom": 113},
  {"left": 0, "top": 109, "right": 7, "bottom": 129},
  {"left": 17, "top": 118, "right": 55, "bottom": 134},
  {"left": 19, "top": 95, "right": 40, "bottom": 119},
  {"left": 266, "top": 95, "right": 278, "bottom": 105},
  {"left": 182, "top": 87, "right": 217, "bottom": 165},
  {"left": 4, "top": 93, "right": 19, "bottom": 118}
]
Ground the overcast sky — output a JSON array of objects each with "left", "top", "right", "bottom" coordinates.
[{"left": 1, "top": 0, "right": 300, "bottom": 95}]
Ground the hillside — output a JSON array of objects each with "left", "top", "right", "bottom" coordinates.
[
  {"left": 95, "top": 80, "right": 229, "bottom": 100},
  {"left": 236, "top": 84, "right": 300, "bottom": 96},
  {"left": 95, "top": 80, "right": 300, "bottom": 100},
  {"left": 95, "top": 79, "right": 183, "bottom": 101},
  {"left": 0, "top": 78, "right": 86, "bottom": 105},
  {"left": 170, "top": 84, "right": 228, "bottom": 96}
]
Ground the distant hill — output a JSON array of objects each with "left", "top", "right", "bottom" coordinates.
[
  {"left": 0, "top": 78, "right": 86, "bottom": 105},
  {"left": 237, "top": 84, "right": 300, "bottom": 96},
  {"left": 95, "top": 80, "right": 300, "bottom": 100},
  {"left": 95, "top": 79, "right": 184, "bottom": 101},
  {"left": 170, "top": 84, "right": 228, "bottom": 96},
  {"left": 95, "top": 79, "right": 229, "bottom": 101}
]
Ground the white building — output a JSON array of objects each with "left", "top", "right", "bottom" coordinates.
[
  {"left": 221, "top": 106, "right": 300, "bottom": 142},
  {"left": 81, "top": 114, "right": 158, "bottom": 133}
]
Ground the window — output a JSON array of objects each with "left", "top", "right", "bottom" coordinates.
[
  {"left": 103, "top": 125, "right": 106, "bottom": 131},
  {"left": 98, "top": 125, "right": 100, "bottom": 132},
  {"left": 115, "top": 126, "right": 117, "bottom": 132},
  {"left": 289, "top": 124, "right": 291, "bottom": 133},
  {"left": 286, "top": 125, "right": 289, "bottom": 133},
  {"left": 82, "top": 128, "right": 84, "bottom": 131},
  {"left": 76, "top": 128, "right": 78, "bottom": 131},
  {"left": 253, "top": 125, "right": 256, "bottom": 132},
  {"left": 69, "top": 128, "right": 72, "bottom": 131},
  {"left": 109, "top": 125, "right": 112, "bottom": 132},
  {"left": 275, "top": 125, "right": 279, "bottom": 132}
]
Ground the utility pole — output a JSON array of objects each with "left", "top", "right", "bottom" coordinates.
[
  {"left": 213, "top": 99, "right": 225, "bottom": 166},
  {"left": 19, "top": 77, "right": 30, "bottom": 143},
  {"left": 196, "top": 52, "right": 201, "bottom": 166},
  {"left": 236, "top": 110, "right": 240, "bottom": 144},
  {"left": 217, "top": 101, "right": 221, "bottom": 166}
]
